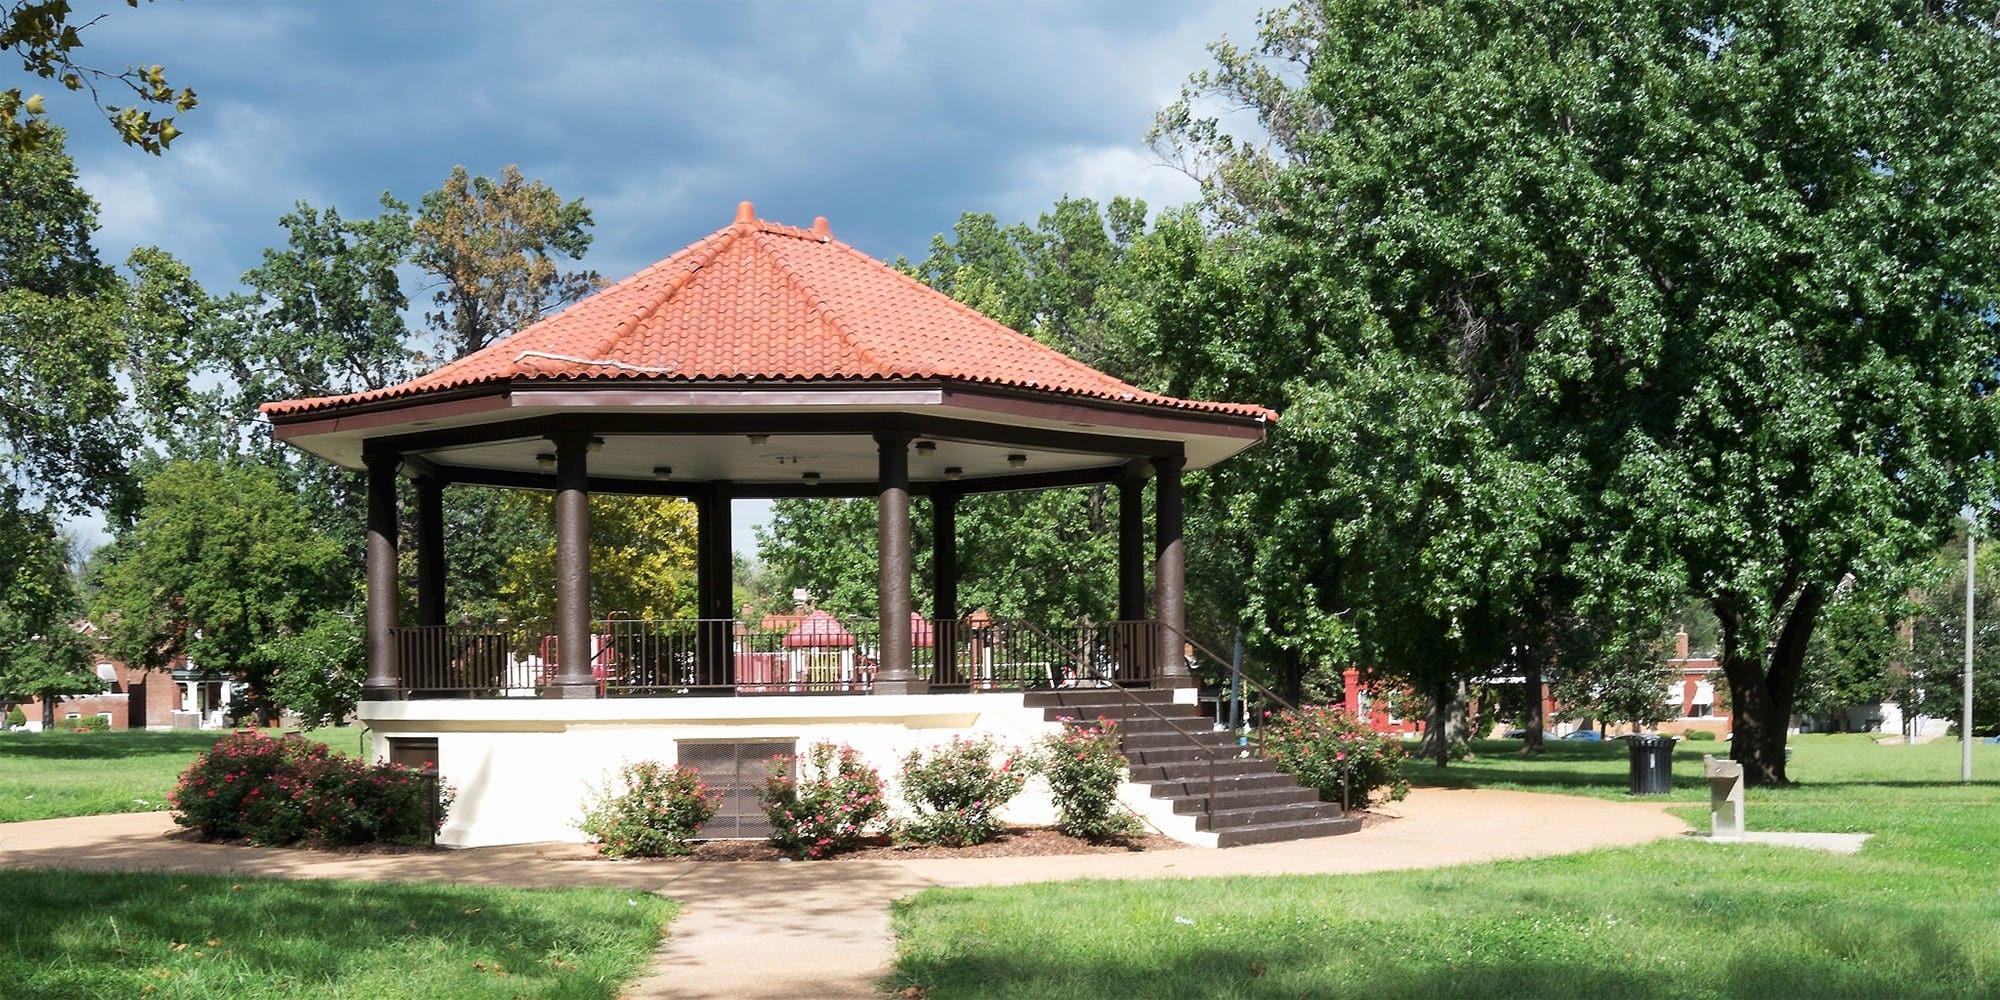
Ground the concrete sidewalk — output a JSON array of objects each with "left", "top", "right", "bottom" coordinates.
[{"left": 0, "top": 788, "right": 1689, "bottom": 999}]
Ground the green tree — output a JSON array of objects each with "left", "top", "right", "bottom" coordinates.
[
  {"left": 1155, "top": 0, "right": 2000, "bottom": 784},
  {"left": 1907, "top": 535, "right": 2000, "bottom": 738},
  {"left": 2, "top": 0, "right": 196, "bottom": 155},
  {"left": 497, "top": 493, "right": 699, "bottom": 623},
  {"left": 91, "top": 460, "right": 347, "bottom": 723},
  {"left": 412, "top": 164, "right": 600, "bottom": 358},
  {"left": 0, "top": 496, "right": 97, "bottom": 728}
]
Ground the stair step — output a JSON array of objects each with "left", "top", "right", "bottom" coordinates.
[
  {"left": 1103, "top": 714, "right": 1216, "bottom": 734},
  {"left": 1024, "top": 688, "right": 1176, "bottom": 710},
  {"left": 1127, "top": 758, "right": 1272, "bottom": 782},
  {"left": 1196, "top": 801, "right": 1340, "bottom": 831},
  {"left": 1147, "top": 771, "right": 1302, "bottom": 799},
  {"left": 1117, "top": 730, "right": 1238, "bottom": 752},
  {"left": 1169, "top": 785, "right": 1321, "bottom": 815},
  {"left": 1214, "top": 815, "right": 1363, "bottom": 847}
]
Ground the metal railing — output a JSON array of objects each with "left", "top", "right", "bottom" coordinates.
[{"left": 387, "top": 617, "right": 1163, "bottom": 698}]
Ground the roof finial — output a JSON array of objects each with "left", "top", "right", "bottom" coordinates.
[
  {"left": 812, "top": 216, "right": 832, "bottom": 242},
  {"left": 734, "top": 201, "right": 755, "bottom": 226}
]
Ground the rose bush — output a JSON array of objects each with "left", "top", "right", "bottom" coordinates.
[
  {"left": 1033, "top": 716, "right": 1141, "bottom": 842},
  {"left": 578, "top": 760, "right": 720, "bottom": 858},
  {"left": 170, "top": 731, "right": 451, "bottom": 846},
  {"left": 897, "top": 736, "right": 1025, "bottom": 847},
  {"left": 759, "top": 742, "right": 887, "bottom": 859},
  {"left": 1257, "top": 704, "right": 1408, "bottom": 808}
]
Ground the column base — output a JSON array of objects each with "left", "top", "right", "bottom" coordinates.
[
  {"left": 872, "top": 677, "right": 930, "bottom": 696},
  {"left": 361, "top": 685, "right": 402, "bottom": 701},
  {"left": 544, "top": 682, "right": 601, "bottom": 699}
]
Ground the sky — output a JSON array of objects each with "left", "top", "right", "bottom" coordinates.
[{"left": 44, "top": 0, "right": 1265, "bottom": 554}]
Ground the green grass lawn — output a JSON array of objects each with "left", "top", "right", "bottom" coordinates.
[
  {"left": 0, "top": 870, "right": 674, "bottom": 999},
  {"left": 0, "top": 727, "right": 369, "bottom": 823},
  {"left": 890, "top": 734, "right": 2000, "bottom": 999}
]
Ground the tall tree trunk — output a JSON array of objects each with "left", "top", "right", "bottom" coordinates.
[
  {"left": 1520, "top": 638, "right": 1546, "bottom": 755},
  {"left": 1719, "top": 585, "right": 1825, "bottom": 786},
  {"left": 41, "top": 698, "right": 55, "bottom": 731},
  {"left": 1417, "top": 677, "right": 1470, "bottom": 765}
]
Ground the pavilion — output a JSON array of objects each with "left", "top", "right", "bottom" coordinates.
[{"left": 260, "top": 203, "right": 1300, "bottom": 847}]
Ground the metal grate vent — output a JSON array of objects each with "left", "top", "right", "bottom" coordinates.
[{"left": 677, "top": 739, "right": 795, "bottom": 840}]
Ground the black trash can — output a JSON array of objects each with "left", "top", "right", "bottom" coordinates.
[{"left": 1627, "top": 734, "right": 1674, "bottom": 795}]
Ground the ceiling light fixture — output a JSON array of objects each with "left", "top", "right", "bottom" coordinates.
[
  {"left": 748, "top": 434, "right": 770, "bottom": 446},
  {"left": 652, "top": 466, "right": 673, "bottom": 481},
  {"left": 944, "top": 466, "right": 963, "bottom": 481},
  {"left": 915, "top": 440, "right": 937, "bottom": 457},
  {"left": 803, "top": 471, "right": 822, "bottom": 485},
  {"left": 587, "top": 436, "right": 604, "bottom": 452},
  {"left": 535, "top": 452, "right": 556, "bottom": 472},
  {"left": 1007, "top": 453, "right": 1027, "bottom": 469}
]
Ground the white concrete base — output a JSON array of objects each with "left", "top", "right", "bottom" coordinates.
[
  {"left": 360, "top": 693, "right": 1066, "bottom": 848},
  {"left": 1702, "top": 831, "right": 1872, "bottom": 854}
]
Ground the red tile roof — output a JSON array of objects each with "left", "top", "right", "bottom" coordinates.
[{"left": 260, "top": 203, "right": 1274, "bottom": 422}]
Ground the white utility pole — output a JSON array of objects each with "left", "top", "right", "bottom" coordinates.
[{"left": 1965, "top": 527, "right": 1975, "bottom": 784}]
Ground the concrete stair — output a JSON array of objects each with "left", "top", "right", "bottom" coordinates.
[{"left": 1024, "top": 688, "right": 1361, "bottom": 848}]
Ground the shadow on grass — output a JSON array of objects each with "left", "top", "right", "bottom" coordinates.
[
  {"left": 891, "top": 942, "right": 1922, "bottom": 1000},
  {"left": 0, "top": 868, "right": 660, "bottom": 998}
]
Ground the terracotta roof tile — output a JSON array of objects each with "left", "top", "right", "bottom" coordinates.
[{"left": 261, "top": 203, "right": 1275, "bottom": 422}]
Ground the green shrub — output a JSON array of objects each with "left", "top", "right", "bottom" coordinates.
[
  {"left": 898, "top": 736, "right": 1026, "bottom": 847},
  {"left": 579, "top": 760, "right": 720, "bottom": 858},
  {"left": 57, "top": 715, "right": 110, "bottom": 732},
  {"left": 760, "top": 742, "right": 888, "bottom": 859},
  {"left": 5, "top": 705, "right": 25, "bottom": 729},
  {"left": 170, "top": 731, "right": 451, "bottom": 846},
  {"left": 1684, "top": 729, "right": 1718, "bottom": 741},
  {"left": 1258, "top": 704, "right": 1410, "bottom": 808},
  {"left": 1033, "top": 716, "right": 1142, "bottom": 843}
]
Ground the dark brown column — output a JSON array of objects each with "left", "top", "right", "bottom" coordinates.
[
  {"left": 414, "top": 475, "right": 446, "bottom": 628},
  {"left": 696, "top": 483, "right": 734, "bottom": 686},
  {"left": 363, "top": 451, "right": 401, "bottom": 699},
  {"left": 1153, "top": 454, "right": 1190, "bottom": 688},
  {"left": 931, "top": 490, "right": 958, "bottom": 622},
  {"left": 874, "top": 431, "right": 924, "bottom": 694},
  {"left": 550, "top": 431, "right": 596, "bottom": 698},
  {"left": 932, "top": 490, "right": 958, "bottom": 685},
  {"left": 1117, "top": 475, "right": 1146, "bottom": 622}
]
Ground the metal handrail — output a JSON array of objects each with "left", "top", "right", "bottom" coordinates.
[
  {"left": 1159, "top": 620, "right": 1357, "bottom": 814},
  {"left": 1007, "top": 617, "right": 1225, "bottom": 824}
]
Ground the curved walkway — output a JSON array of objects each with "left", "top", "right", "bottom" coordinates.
[{"left": 0, "top": 788, "right": 1689, "bottom": 999}]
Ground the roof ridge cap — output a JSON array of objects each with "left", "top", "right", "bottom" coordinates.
[
  {"left": 746, "top": 227, "right": 895, "bottom": 376},
  {"left": 579, "top": 226, "right": 739, "bottom": 362}
]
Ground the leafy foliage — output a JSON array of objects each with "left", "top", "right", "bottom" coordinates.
[
  {"left": 91, "top": 460, "right": 347, "bottom": 722},
  {"left": 0, "top": 498, "right": 98, "bottom": 728},
  {"left": 1152, "top": 0, "right": 2000, "bottom": 785},
  {"left": 1033, "top": 717, "right": 1141, "bottom": 843},
  {"left": 896, "top": 736, "right": 1026, "bottom": 847},
  {"left": 170, "top": 731, "right": 450, "bottom": 847},
  {"left": 262, "top": 609, "right": 364, "bottom": 730},
  {"left": 578, "top": 760, "right": 720, "bottom": 858},
  {"left": 412, "top": 164, "right": 601, "bottom": 358},
  {"left": 0, "top": 1, "right": 197, "bottom": 155},
  {"left": 1258, "top": 704, "right": 1409, "bottom": 807},
  {"left": 759, "top": 742, "right": 888, "bottom": 859},
  {"left": 497, "top": 492, "right": 698, "bottom": 622},
  {"left": 1906, "top": 536, "right": 2000, "bottom": 737}
]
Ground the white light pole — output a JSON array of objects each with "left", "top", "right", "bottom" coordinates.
[{"left": 1965, "top": 525, "right": 1975, "bottom": 784}]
